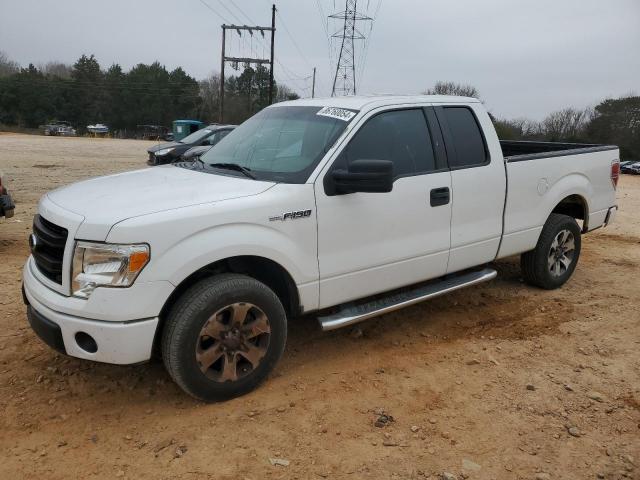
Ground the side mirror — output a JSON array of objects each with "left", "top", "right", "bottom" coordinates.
[{"left": 330, "top": 159, "right": 394, "bottom": 195}]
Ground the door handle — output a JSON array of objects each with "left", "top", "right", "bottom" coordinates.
[{"left": 430, "top": 187, "right": 450, "bottom": 207}]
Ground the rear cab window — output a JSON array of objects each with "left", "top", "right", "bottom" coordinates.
[{"left": 436, "top": 106, "right": 489, "bottom": 169}]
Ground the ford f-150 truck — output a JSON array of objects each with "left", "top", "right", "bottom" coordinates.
[{"left": 22, "top": 95, "right": 620, "bottom": 401}]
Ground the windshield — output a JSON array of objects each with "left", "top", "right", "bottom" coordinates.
[
  {"left": 200, "top": 106, "right": 356, "bottom": 183},
  {"left": 181, "top": 128, "right": 213, "bottom": 144}
]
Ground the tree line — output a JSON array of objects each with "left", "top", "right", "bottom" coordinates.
[
  {"left": 0, "top": 51, "right": 637, "bottom": 160},
  {"left": 0, "top": 52, "right": 299, "bottom": 134},
  {"left": 426, "top": 81, "right": 639, "bottom": 161}
]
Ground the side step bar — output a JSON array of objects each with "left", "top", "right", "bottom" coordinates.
[{"left": 318, "top": 268, "right": 497, "bottom": 331}]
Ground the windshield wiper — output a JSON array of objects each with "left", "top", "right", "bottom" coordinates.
[{"left": 209, "top": 162, "right": 256, "bottom": 179}]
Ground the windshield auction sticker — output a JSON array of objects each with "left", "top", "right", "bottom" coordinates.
[{"left": 317, "top": 106, "right": 357, "bottom": 122}]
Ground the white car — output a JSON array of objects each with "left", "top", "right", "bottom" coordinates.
[{"left": 23, "top": 95, "right": 619, "bottom": 401}]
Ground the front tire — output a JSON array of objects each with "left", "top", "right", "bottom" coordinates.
[
  {"left": 161, "top": 273, "right": 287, "bottom": 402},
  {"left": 521, "top": 213, "right": 582, "bottom": 290}
]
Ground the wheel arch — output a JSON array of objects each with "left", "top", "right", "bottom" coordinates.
[
  {"left": 550, "top": 193, "right": 590, "bottom": 232},
  {"left": 153, "top": 255, "right": 301, "bottom": 356}
]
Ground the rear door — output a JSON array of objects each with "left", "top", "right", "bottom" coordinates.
[
  {"left": 434, "top": 104, "right": 506, "bottom": 273},
  {"left": 315, "top": 107, "right": 452, "bottom": 308}
]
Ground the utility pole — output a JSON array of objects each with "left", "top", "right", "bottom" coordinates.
[
  {"left": 269, "top": 4, "right": 276, "bottom": 105},
  {"left": 219, "top": 27, "right": 226, "bottom": 123},
  {"left": 312, "top": 67, "right": 316, "bottom": 98},
  {"left": 219, "top": 5, "right": 276, "bottom": 123},
  {"left": 330, "top": 0, "right": 371, "bottom": 96}
]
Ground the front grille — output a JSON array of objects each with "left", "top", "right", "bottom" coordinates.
[{"left": 32, "top": 214, "right": 68, "bottom": 284}]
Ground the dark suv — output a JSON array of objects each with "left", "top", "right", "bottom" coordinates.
[
  {"left": 1, "top": 174, "right": 15, "bottom": 219},
  {"left": 147, "top": 125, "right": 235, "bottom": 166}
]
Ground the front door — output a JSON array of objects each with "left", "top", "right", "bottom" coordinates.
[{"left": 315, "top": 107, "right": 452, "bottom": 309}]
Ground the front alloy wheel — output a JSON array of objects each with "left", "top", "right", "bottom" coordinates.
[
  {"left": 196, "top": 302, "right": 271, "bottom": 382},
  {"left": 162, "top": 274, "right": 287, "bottom": 402}
]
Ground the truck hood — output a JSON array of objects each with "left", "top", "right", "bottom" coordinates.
[{"left": 46, "top": 165, "right": 274, "bottom": 240}]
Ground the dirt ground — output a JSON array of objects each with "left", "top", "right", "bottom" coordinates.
[{"left": 0, "top": 133, "right": 638, "bottom": 480}]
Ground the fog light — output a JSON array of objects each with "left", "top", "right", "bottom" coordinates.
[{"left": 75, "top": 332, "right": 98, "bottom": 353}]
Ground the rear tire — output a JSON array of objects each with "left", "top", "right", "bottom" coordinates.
[
  {"left": 161, "top": 273, "right": 287, "bottom": 402},
  {"left": 521, "top": 213, "right": 581, "bottom": 290}
]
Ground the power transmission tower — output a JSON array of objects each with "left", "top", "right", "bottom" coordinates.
[
  {"left": 330, "top": 0, "right": 371, "bottom": 96},
  {"left": 219, "top": 4, "right": 276, "bottom": 123}
]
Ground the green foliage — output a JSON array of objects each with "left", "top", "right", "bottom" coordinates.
[
  {"left": 0, "top": 55, "right": 202, "bottom": 132},
  {"left": 0, "top": 53, "right": 293, "bottom": 133},
  {"left": 587, "top": 96, "right": 640, "bottom": 161},
  {"left": 491, "top": 98, "right": 639, "bottom": 160},
  {"left": 0, "top": 50, "right": 20, "bottom": 77},
  {"left": 220, "top": 64, "right": 296, "bottom": 124}
]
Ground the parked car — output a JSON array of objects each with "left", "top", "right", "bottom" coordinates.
[
  {"left": 0, "top": 173, "right": 15, "bottom": 219},
  {"left": 620, "top": 160, "right": 636, "bottom": 173},
  {"left": 23, "top": 96, "right": 619, "bottom": 402},
  {"left": 41, "top": 121, "right": 76, "bottom": 136},
  {"left": 180, "top": 126, "right": 236, "bottom": 161},
  {"left": 147, "top": 125, "right": 235, "bottom": 165},
  {"left": 87, "top": 124, "right": 109, "bottom": 135},
  {"left": 136, "top": 125, "right": 172, "bottom": 141},
  {"left": 621, "top": 161, "right": 640, "bottom": 174}
]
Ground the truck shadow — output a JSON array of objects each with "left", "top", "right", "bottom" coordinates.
[{"left": 19, "top": 257, "right": 571, "bottom": 410}]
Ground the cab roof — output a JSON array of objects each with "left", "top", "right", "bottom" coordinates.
[{"left": 273, "top": 94, "right": 481, "bottom": 112}]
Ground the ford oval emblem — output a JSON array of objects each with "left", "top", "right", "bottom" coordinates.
[{"left": 29, "top": 233, "right": 38, "bottom": 253}]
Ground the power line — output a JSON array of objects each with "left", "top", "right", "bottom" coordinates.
[
  {"left": 228, "top": 0, "right": 256, "bottom": 24},
  {"left": 275, "top": 10, "right": 314, "bottom": 71},
  {"left": 357, "top": 0, "right": 382, "bottom": 91},
  {"left": 315, "top": 0, "right": 330, "bottom": 37},
  {"left": 197, "top": 0, "right": 232, "bottom": 24},
  {"left": 198, "top": 0, "right": 312, "bottom": 98},
  {"left": 211, "top": 0, "right": 245, "bottom": 25}
]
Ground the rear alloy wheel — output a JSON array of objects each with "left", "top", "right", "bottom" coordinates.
[
  {"left": 162, "top": 274, "right": 287, "bottom": 401},
  {"left": 547, "top": 229, "right": 576, "bottom": 278},
  {"left": 521, "top": 213, "right": 582, "bottom": 289}
]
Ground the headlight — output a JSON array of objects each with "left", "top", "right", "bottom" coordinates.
[
  {"left": 71, "top": 242, "right": 150, "bottom": 298},
  {"left": 155, "top": 147, "right": 175, "bottom": 156}
]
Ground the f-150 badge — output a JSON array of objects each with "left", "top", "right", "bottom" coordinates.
[{"left": 269, "top": 210, "right": 312, "bottom": 222}]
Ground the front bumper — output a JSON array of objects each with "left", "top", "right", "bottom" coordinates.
[
  {"left": 0, "top": 192, "right": 14, "bottom": 218},
  {"left": 147, "top": 152, "right": 176, "bottom": 166},
  {"left": 23, "top": 258, "right": 164, "bottom": 364},
  {"left": 27, "top": 304, "right": 66, "bottom": 354},
  {"left": 23, "top": 285, "right": 158, "bottom": 364}
]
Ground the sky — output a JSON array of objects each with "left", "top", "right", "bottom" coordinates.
[{"left": 1, "top": 0, "right": 638, "bottom": 120}]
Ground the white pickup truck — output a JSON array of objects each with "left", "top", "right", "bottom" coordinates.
[{"left": 23, "top": 95, "right": 620, "bottom": 401}]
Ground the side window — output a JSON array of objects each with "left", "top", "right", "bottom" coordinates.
[
  {"left": 441, "top": 107, "right": 488, "bottom": 168},
  {"left": 207, "top": 130, "right": 231, "bottom": 146},
  {"left": 217, "top": 129, "right": 231, "bottom": 141},
  {"left": 340, "top": 109, "right": 437, "bottom": 178}
]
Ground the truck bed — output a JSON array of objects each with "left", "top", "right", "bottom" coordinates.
[
  {"left": 500, "top": 140, "right": 618, "bottom": 162},
  {"left": 498, "top": 140, "right": 619, "bottom": 260}
]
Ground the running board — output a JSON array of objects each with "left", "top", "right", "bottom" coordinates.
[{"left": 318, "top": 268, "right": 497, "bottom": 331}]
